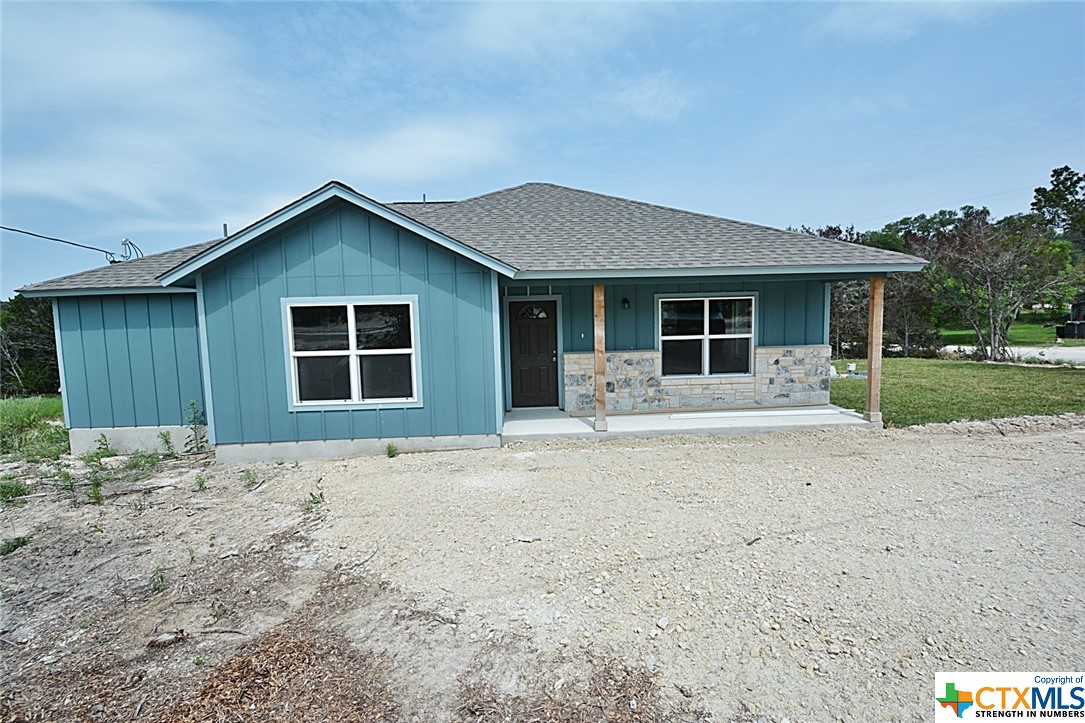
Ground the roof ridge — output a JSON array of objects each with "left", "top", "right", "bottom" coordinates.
[
  {"left": 521, "top": 182, "right": 825, "bottom": 239},
  {"left": 470, "top": 182, "right": 921, "bottom": 260},
  {"left": 438, "top": 182, "right": 543, "bottom": 207}
]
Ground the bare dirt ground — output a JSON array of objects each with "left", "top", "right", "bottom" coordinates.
[{"left": 1, "top": 415, "right": 1082, "bottom": 722}]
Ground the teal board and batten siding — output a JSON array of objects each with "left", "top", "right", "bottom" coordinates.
[
  {"left": 501, "top": 278, "right": 830, "bottom": 352},
  {"left": 55, "top": 295, "right": 205, "bottom": 428},
  {"left": 199, "top": 201, "right": 499, "bottom": 445}
]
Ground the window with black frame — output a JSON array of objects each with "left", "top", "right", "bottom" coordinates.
[{"left": 659, "top": 297, "right": 753, "bottom": 376}]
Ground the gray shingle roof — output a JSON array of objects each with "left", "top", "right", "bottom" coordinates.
[
  {"left": 20, "top": 181, "right": 925, "bottom": 293},
  {"left": 388, "top": 183, "right": 925, "bottom": 273},
  {"left": 18, "top": 239, "right": 220, "bottom": 293}
]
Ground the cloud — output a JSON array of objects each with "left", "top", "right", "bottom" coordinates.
[
  {"left": 332, "top": 118, "right": 518, "bottom": 184},
  {"left": 459, "top": 3, "right": 647, "bottom": 59},
  {"left": 812, "top": 2, "right": 989, "bottom": 42},
  {"left": 1, "top": 3, "right": 264, "bottom": 215},
  {"left": 0, "top": 3, "right": 519, "bottom": 222},
  {"left": 606, "top": 72, "right": 693, "bottom": 122}
]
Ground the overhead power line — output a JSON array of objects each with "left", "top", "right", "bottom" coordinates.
[{"left": 1, "top": 225, "right": 117, "bottom": 262}]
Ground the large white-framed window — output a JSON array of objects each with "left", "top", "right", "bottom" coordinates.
[
  {"left": 283, "top": 296, "right": 419, "bottom": 408},
  {"left": 659, "top": 296, "right": 754, "bottom": 376}
]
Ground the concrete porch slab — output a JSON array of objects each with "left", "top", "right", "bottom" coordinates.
[{"left": 501, "top": 405, "right": 875, "bottom": 443}]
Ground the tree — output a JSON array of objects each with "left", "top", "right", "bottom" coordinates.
[
  {"left": 1032, "top": 165, "right": 1085, "bottom": 258},
  {"left": 829, "top": 279, "right": 868, "bottom": 358},
  {"left": 0, "top": 295, "right": 59, "bottom": 397},
  {"left": 807, "top": 225, "right": 938, "bottom": 358},
  {"left": 915, "top": 209, "right": 1078, "bottom": 360}
]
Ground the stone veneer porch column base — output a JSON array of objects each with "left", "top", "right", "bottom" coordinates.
[{"left": 563, "top": 345, "right": 831, "bottom": 415}]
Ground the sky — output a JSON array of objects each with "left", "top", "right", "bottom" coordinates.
[{"left": 2, "top": 1, "right": 1083, "bottom": 298}]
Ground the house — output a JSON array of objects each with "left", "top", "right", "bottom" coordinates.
[{"left": 19, "top": 181, "right": 926, "bottom": 459}]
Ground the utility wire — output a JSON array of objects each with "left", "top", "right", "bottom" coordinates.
[{"left": 1, "top": 225, "right": 117, "bottom": 262}]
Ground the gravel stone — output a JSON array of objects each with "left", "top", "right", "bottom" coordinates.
[{"left": 4, "top": 417, "right": 1083, "bottom": 721}]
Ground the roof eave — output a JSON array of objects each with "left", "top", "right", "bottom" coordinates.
[
  {"left": 157, "top": 182, "right": 518, "bottom": 286},
  {"left": 18, "top": 285, "right": 192, "bottom": 298},
  {"left": 511, "top": 262, "right": 928, "bottom": 281}
]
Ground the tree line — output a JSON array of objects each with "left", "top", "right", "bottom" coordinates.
[{"left": 811, "top": 165, "right": 1084, "bottom": 361}]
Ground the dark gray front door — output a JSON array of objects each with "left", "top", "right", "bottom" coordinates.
[{"left": 509, "top": 301, "right": 558, "bottom": 407}]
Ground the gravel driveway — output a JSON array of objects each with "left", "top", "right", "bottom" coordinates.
[
  {"left": 305, "top": 416, "right": 1084, "bottom": 720},
  {"left": 3, "top": 415, "right": 1081, "bottom": 721}
]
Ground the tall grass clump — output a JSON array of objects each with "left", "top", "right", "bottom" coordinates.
[{"left": 0, "top": 396, "right": 68, "bottom": 460}]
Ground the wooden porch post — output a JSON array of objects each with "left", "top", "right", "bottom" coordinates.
[
  {"left": 593, "top": 284, "right": 607, "bottom": 432},
  {"left": 864, "top": 275, "right": 885, "bottom": 425}
]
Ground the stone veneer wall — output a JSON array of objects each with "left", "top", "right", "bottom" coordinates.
[{"left": 563, "top": 345, "right": 831, "bottom": 415}]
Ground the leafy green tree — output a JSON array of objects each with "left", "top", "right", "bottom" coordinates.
[
  {"left": 913, "top": 209, "right": 1078, "bottom": 360},
  {"left": 807, "top": 225, "right": 938, "bottom": 358},
  {"left": 0, "top": 295, "right": 59, "bottom": 397},
  {"left": 1032, "top": 165, "right": 1085, "bottom": 258}
]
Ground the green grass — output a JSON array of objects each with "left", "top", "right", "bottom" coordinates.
[
  {"left": 0, "top": 396, "right": 68, "bottom": 460},
  {"left": 1, "top": 536, "right": 32, "bottom": 556},
  {"left": 0, "top": 478, "right": 30, "bottom": 503},
  {"left": 831, "top": 358, "right": 1085, "bottom": 427},
  {"left": 940, "top": 316, "right": 1085, "bottom": 348}
]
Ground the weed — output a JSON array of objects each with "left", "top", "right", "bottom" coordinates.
[
  {"left": 240, "top": 469, "right": 260, "bottom": 490},
  {"left": 302, "top": 490, "right": 325, "bottom": 514},
  {"left": 0, "top": 536, "right": 32, "bottom": 556},
  {"left": 187, "top": 546, "right": 196, "bottom": 564},
  {"left": 193, "top": 656, "right": 206, "bottom": 666},
  {"left": 86, "top": 477, "right": 103, "bottom": 505},
  {"left": 0, "top": 478, "right": 30, "bottom": 503},
  {"left": 194, "top": 473, "right": 209, "bottom": 492},
  {"left": 158, "top": 431, "right": 177, "bottom": 458},
  {"left": 80, "top": 434, "right": 118, "bottom": 465},
  {"left": 184, "top": 400, "right": 207, "bottom": 454},
  {"left": 149, "top": 567, "right": 169, "bottom": 594},
  {"left": 208, "top": 533, "right": 217, "bottom": 547},
  {"left": 122, "top": 450, "right": 159, "bottom": 483},
  {"left": 60, "top": 472, "right": 78, "bottom": 506},
  {"left": 212, "top": 602, "right": 229, "bottom": 619},
  {"left": 90, "top": 523, "right": 104, "bottom": 533},
  {"left": 130, "top": 496, "right": 145, "bottom": 513},
  {"left": 386, "top": 442, "right": 398, "bottom": 458},
  {"left": 126, "top": 450, "right": 159, "bottom": 469}
]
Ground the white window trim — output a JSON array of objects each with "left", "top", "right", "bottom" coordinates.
[
  {"left": 281, "top": 295, "right": 422, "bottom": 411},
  {"left": 658, "top": 295, "right": 755, "bottom": 377}
]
